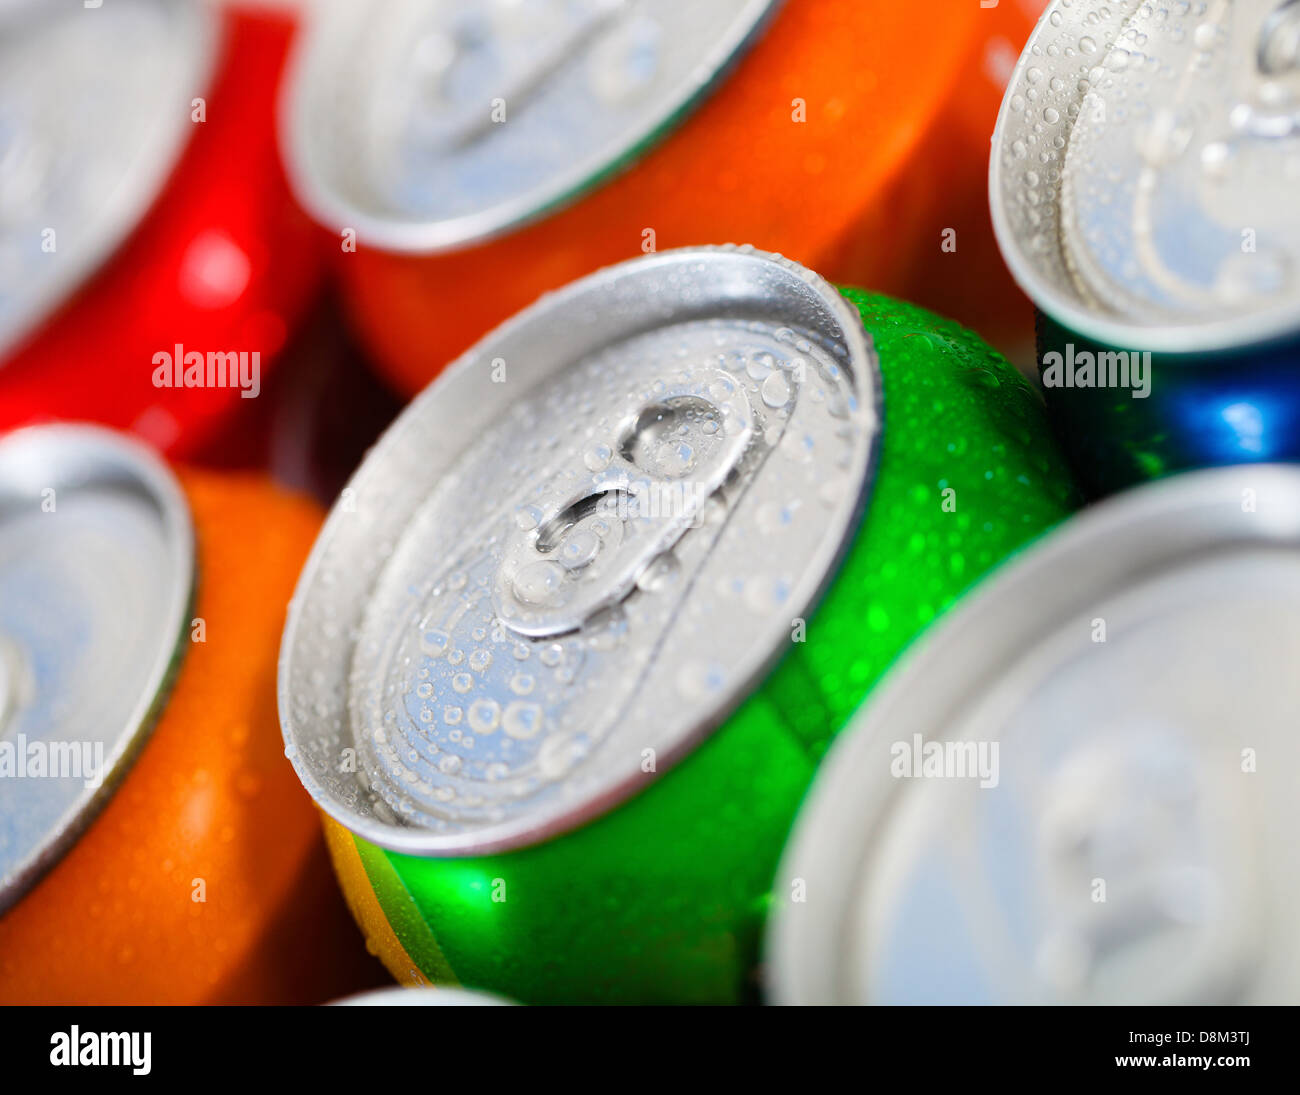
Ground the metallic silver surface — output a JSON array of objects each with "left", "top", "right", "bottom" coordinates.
[
  {"left": 0, "top": 0, "right": 217, "bottom": 359},
  {"left": 0, "top": 425, "right": 195, "bottom": 914},
  {"left": 991, "top": 0, "right": 1300, "bottom": 352},
  {"left": 330, "top": 986, "right": 514, "bottom": 1006},
  {"left": 279, "top": 246, "right": 879, "bottom": 856},
  {"left": 282, "top": 0, "right": 781, "bottom": 252},
  {"left": 768, "top": 464, "right": 1300, "bottom": 1005}
]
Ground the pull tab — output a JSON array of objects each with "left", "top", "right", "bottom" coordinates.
[
  {"left": 494, "top": 369, "right": 757, "bottom": 637},
  {"left": 417, "top": 0, "right": 631, "bottom": 152}
]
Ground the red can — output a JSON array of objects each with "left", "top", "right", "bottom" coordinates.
[{"left": 0, "top": 1, "right": 321, "bottom": 459}]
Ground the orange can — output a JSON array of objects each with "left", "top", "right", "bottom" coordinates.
[
  {"left": 0, "top": 425, "right": 381, "bottom": 1004},
  {"left": 282, "top": 0, "right": 1046, "bottom": 395}
]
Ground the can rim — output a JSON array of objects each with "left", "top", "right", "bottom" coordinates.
[
  {"left": 0, "top": 424, "right": 195, "bottom": 914},
  {"left": 0, "top": 1, "right": 221, "bottom": 363},
  {"left": 988, "top": 0, "right": 1300, "bottom": 357},
  {"left": 277, "top": 0, "right": 785, "bottom": 254},
  {"left": 330, "top": 987, "right": 513, "bottom": 1006},
  {"left": 765, "top": 462, "right": 1300, "bottom": 1004},
  {"left": 278, "top": 244, "right": 880, "bottom": 856}
]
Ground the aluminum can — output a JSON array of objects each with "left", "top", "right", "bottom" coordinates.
[
  {"left": 769, "top": 464, "right": 1300, "bottom": 1005},
  {"left": 0, "top": 1, "right": 321, "bottom": 458},
  {"left": 991, "top": 0, "right": 1300, "bottom": 497},
  {"left": 0, "top": 424, "right": 379, "bottom": 1004},
  {"left": 279, "top": 247, "right": 1077, "bottom": 1004},
  {"left": 282, "top": 0, "right": 1047, "bottom": 395}
]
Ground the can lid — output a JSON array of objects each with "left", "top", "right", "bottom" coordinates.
[
  {"left": 330, "top": 987, "right": 514, "bottom": 1006},
  {"left": 769, "top": 465, "right": 1300, "bottom": 1005},
  {"left": 0, "top": 425, "right": 195, "bottom": 914},
  {"left": 0, "top": 0, "right": 218, "bottom": 359},
  {"left": 282, "top": 0, "right": 782, "bottom": 253},
  {"left": 279, "top": 246, "right": 879, "bottom": 856},
  {"left": 991, "top": 0, "right": 1300, "bottom": 353}
]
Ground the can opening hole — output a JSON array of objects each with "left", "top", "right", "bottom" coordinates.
[{"left": 534, "top": 490, "right": 624, "bottom": 554}]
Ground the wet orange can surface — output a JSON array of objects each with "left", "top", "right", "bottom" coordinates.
[
  {"left": 282, "top": 0, "right": 1046, "bottom": 396},
  {"left": 0, "top": 426, "right": 377, "bottom": 1005}
]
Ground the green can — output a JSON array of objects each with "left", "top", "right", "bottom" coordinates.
[{"left": 279, "top": 247, "right": 1077, "bottom": 1004}]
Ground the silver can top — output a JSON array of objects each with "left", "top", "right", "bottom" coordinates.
[
  {"left": 281, "top": 0, "right": 781, "bottom": 253},
  {"left": 769, "top": 464, "right": 1300, "bottom": 1005},
  {"left": 0, "top": 425, "right": 195, "bottom": 914},
  {"left": 331, "top": 987, "right": 514, "bottom": 1006},
  {"left": 279, "top": 246, "right": 879, "bottom": 856},
  {"left": 991, "top": 0, "right": 1300, "bottom": 353},
  {"left": 0, "top": 0, "right": 217, "bottom": 360}
]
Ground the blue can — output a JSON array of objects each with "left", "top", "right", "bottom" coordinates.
[{"left": 991, "top": 0, "right": 1300, "bottom": 498}]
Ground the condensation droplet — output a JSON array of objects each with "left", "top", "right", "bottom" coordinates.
[
  {"left": 467, "top": 699, "right": 501, "bottom": 734},
  {"left": 583, "top": 444, "right": 612, "bottom": 472},
  {"left": 761, "top": 370, "right": 792, "bottom": 408},
  {"left": 558, "top": 528, "right": 602, "bottom": 570},
  {"left": 420, "top": 629, "right": 450, "bottom": 657},
  {"left": 512, "top": 559, "right": 567, "bottom": 606},
  {"left": 503, "top": 701, "right": 544, "bottom": 740}
]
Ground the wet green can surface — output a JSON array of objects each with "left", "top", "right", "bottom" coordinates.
[{"left": 312, "top": 285, "right": 1078, "bottom": 1005}]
